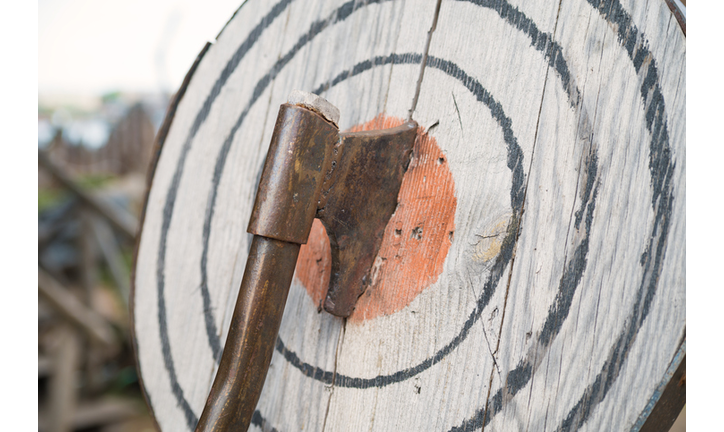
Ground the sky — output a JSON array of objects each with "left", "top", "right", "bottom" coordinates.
[{"left": 39, "top": 0, "right": 245, "bottom": 96}]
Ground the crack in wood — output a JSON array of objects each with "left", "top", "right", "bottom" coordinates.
[
  {"left": 408, "top": 0, "right": 442, "bottom": 120},
  {"left": 481, "top": 319, "right": 502, "bottom": 377},
  {"left": 452, "top": 91, "right": 464, "bottom": 135},
  {"left": 321, "top": 319, "right": 346, "bottom": 432},
  {"left": 480, "top": 0, "right": 566, "bottom": 429}
]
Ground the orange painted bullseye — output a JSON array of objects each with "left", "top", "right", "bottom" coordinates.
[{"left": 295, "top": 115, "right": 457, "bottom": 322}]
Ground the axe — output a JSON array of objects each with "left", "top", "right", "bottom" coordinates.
[{"left": 195, "top": 91, "right": 418, "bottom": 431}]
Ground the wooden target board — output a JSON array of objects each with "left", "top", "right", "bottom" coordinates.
[{"left": 131, "top": 0, "right": 686, "bottom": 431}]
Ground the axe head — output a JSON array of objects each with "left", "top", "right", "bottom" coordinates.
[
  {"left": 316, "top": 121, "right": 417, "bottom": 317},
  {"left": 248, "top": 94, "right": 418, "bottom": 318}
]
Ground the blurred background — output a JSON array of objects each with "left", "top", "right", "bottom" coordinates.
[{"left": 38, "top": 1, "right": 243, "bottom": 431}]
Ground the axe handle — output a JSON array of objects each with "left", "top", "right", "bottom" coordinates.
[
  {"left": 197, "top": 95, "right": 339, "bottom": 431},
  {"left": 195, "top": 235, "right": 300, "bottom": 432}
]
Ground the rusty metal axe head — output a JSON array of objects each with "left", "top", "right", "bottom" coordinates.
[{"left": 248, "top": 91, "right": 417, "bottom": 317}]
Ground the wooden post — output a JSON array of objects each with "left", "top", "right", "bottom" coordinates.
[
  {"left": 90, "top": 215, "right": 131, "bottom": 305},
  {"left": 79, "top": 210, "right": 97, "bottom": 305},
  {"left": 131, "top": 1, "right": 686, "bottom": 431},
  {"left": 47, "top": 324, "right": 79, "bottom": 432}
]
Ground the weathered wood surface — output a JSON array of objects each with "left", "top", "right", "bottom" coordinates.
[{"left": 131, "top": 0, "right": 685, "bottom": 431}]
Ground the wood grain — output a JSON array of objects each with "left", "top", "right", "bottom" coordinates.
[{"left": 131, "top": 0, "right": 685, "bottom": 430}]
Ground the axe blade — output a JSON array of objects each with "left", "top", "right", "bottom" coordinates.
[{"left": 316, "top": 121, "right": 418, "bottom": 317}]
